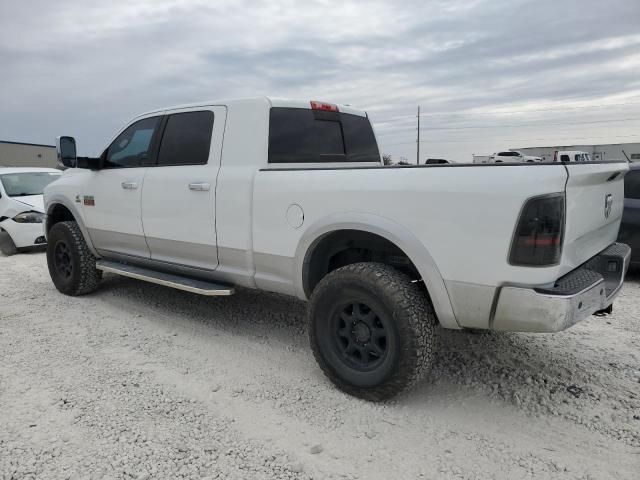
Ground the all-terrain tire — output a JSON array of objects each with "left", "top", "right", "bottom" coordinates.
[
  {"left": 47, "top": 221, "right": 102, "bottom": 296},
  {"left": 0, "top": 230, "right": 18, "bottom": 256},
  {"left": 308, "top": 262, "right": 438, "bottom": 401}
]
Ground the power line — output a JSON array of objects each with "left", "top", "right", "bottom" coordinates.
[
  {"left": 374, "top": 97, "right": 640, "bottom": 123},
  {"left": 382, "top": 133, "right": 640, "bottom": 148},
  {"left": 376, "top": 116, "right": 640, "bottom": 138}
]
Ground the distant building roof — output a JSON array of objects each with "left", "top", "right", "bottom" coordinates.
[{"left": 0, "top": 140, "right": 55, "bottom": 148}]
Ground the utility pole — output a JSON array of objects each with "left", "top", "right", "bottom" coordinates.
[{"left": 416, "top": 105, "right": 421, "bottom": 165}]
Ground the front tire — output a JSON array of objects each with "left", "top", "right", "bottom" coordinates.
[
  {"left": 46, "top": 221, "right": 102, "bottom": 296},
  {"left": 308, "top": 262, "right": 438, "bottom": 401},
  {"left": 0, "top": 230, "right": 18, "bottom": 256}
]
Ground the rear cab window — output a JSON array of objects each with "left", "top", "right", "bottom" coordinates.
[{"left": 268, "top": 107, "right": 380, "bottom": 164}]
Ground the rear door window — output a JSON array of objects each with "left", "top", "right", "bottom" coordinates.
[
  {"left": 268, "top": 108, "right": 379, "bottom": 163},
  {"left": 157, "top": 111, "right": 214, "bottom": 166}
]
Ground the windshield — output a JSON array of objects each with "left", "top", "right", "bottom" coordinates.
[{"left": 0, "top": 172, "right": 61, "bottom": 197}]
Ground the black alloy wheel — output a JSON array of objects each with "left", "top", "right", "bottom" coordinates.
[
  {"left": 54, "top": 240, "right": 73, "bottom": 279},
  {"left": 333, "top": 302, "right": 389, "bottom": 371},
  {"left": 308, "top": 262, "right": 438, "bottom": 401}
]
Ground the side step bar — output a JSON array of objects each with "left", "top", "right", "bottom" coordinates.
[{"left": 96, "top": 260, "right": 234, "bottom": 296}]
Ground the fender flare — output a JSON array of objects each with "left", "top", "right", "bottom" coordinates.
[
  {"left": 294, "top": 212, "right": 460, "bottom": 329},
  {"left": 45, "top": 195, "right": 100, "bottom": 257}
]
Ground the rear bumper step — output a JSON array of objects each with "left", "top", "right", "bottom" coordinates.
[
  {"left": 492, "top": 242, "right": 631, "bottom": 333},
  {"left": 96, "top": 260, "right": 234, "bottom": 296}
]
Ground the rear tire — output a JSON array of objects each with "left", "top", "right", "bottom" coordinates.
[
  {"left": 0, "top": 231, "right": 18, "bottom": 256},
  {"left": 308, "top": 262, "right": 438, "bottom": 401},
  {"left": 46, "top": 221, "right": 102, "bottom": 296}
]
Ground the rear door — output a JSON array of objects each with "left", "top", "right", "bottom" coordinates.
[
  {"left": 140, "top": 106, "right": 227, "bottom": 270},
  {"left": 561, "top": 162, "right": 629, "bottom": 270},
  {"left": 82, "top": 115, "right": 163, "bottom": 258}
]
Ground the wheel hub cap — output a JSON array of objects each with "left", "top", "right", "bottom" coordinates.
[
  {"left": 353, "top": 322, "right": 371, "bottom": 343},
  {"left": 334, "top": 302, "right": 388, "bottom": 370}
]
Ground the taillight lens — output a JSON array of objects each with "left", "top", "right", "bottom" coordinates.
[{"left": 509, "top": 193, "right": 565, "bottom": 266}]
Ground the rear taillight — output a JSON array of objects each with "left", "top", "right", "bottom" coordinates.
[
  {"left": 509, "top": 193, "right": 565, "bottom": 266},
  {"left": 310, "top": 101, "right": 339, "bottom": 112}
]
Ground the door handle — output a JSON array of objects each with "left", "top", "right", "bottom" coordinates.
[
  {"left": 121, "top": 181, "right": 138, "bottom": 190},
  {"left": 189, "top": 182, "right": 210, "bottom": 191}
]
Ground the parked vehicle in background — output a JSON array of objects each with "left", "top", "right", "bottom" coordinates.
[
  {"left": 425, "top": 158, "right": 451, "bottom": 164},
  {"left": 472, "top": 155, "right": 492, "bottom": 164},
  {"left": 0, "top": 167, "right": 61, "bottom": 255},
  {"left": 490, "top": 151, "right": 542, "bottom": 163},
  {"left": 44, "top": 97, "right": 630, "bottom": 401},
  {"left": 618, "top": 162, "right": 640, "bottom": 267},
  {"left": 553, "top": 150, "right": 591, "bottom": 162}
]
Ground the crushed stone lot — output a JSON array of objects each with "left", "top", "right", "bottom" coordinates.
[{"left": 1, "top": 252, "right": 639, "bottom": 480}]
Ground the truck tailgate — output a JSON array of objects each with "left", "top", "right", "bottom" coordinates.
[{"left": 561, "top": 162, "right": 629, "bottom": 273}]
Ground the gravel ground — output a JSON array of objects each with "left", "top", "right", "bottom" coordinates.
[{"left": 1, "top": 252, "right": 639, "bottom": 480}]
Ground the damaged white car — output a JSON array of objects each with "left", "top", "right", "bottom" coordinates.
[{"left": 0, "top": 167, "right": 61, "bottom": 255}]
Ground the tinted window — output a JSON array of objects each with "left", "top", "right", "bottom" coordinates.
[
  {"left": 560, "top": 154, "right": 570, "bottom": 162},
  {"left": 268, "top": 108, "right": 379, "bottom": 163},
  {"left": 105, "top": 117, "right": 160, "bottom": 168},
  {"left": 625, "top": 171, "right": 640, "bottom": 200},
  {"left": 158, "top": 111, "right": 214, "bottom": 166},
  {"left": 498, "top": 151, "right": 519, "bottom": 157},
  {"left": 342, "top": 113, "right": 380, "bottom": 162}
]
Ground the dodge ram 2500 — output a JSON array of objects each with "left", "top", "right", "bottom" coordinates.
[{"left": 44, "top": 97, "right": 631, "bottom": 400}]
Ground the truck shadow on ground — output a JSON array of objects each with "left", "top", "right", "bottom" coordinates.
[{"left": 98, "top": 272, "right": 638, "bottom": 430}]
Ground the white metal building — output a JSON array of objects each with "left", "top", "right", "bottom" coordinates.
[{"left": 0, "top": 140, "right": 58, "bottom": 168}]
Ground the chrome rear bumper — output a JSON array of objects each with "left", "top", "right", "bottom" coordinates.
[{"left": 493, "top": 243, "right": 631, "bottom": 332}]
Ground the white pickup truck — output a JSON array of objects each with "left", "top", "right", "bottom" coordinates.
[{"left": 44, "top": 97, "right": 631, "bottom": 400}]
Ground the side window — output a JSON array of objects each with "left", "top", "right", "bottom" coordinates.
[
  {"left": 157, "top": 111, "right": 214, "bottom": 166},
  {"left": 560, "top": 154, "right": 570, "bottom": 162},
  {"left": 105, "top": 116, "right": 161, "bottom": 168},
  {"left": 625, "top": 171, "right": 640, "bottom": 200}
]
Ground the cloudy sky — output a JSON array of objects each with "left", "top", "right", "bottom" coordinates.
[{"left": 1, "top": 0, "right": 639, "bottom": 162}]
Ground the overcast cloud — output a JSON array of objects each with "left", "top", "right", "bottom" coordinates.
[{"left": 1, "top": 0, "right": 639, "bottom": 161}]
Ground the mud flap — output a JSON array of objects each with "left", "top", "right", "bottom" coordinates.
[{"left": 594, "top": 304, "right": 613, "bottom": 317}]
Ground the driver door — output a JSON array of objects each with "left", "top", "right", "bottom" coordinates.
[{"left": 82, "top": 114, "right": 163, "bottom": 258}]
